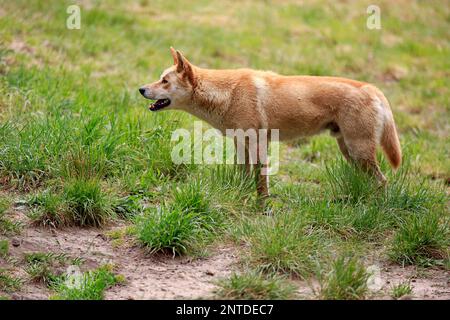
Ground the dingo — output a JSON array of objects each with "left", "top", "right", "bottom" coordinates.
[{"left": 139, "top": 48, "right": 401, "bottom": 197}]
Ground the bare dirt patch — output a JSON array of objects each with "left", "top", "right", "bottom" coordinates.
[
  {"left": 3, "top": 207, "right": 238, "bottom": 299},
  {"left": 377, "top": 264, "right": 450, "bottom": 300}
]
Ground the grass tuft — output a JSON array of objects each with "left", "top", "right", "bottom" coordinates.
[
  {"left": 390, "top": 281, "right": 413, "bottom": 299},
  {"left": 28, "top": 180, "right": 119, "bottom": 228},
  {"left": 389, "top": 212, "right": 449, "bottom": 266},
  {"left": 51, "top": 265, "right": 121, "bottom": 300},
  {"left": 112, "top": 194, "right": 145, "bottom": 220},
  {"left": 136, "top": 205, "right": 201, "bottom": 255},
  {"left": 325, "top": 158, "right": 377, "bottom": 204},
  {"left": 24, "top": 252, "right": 69, "bottom": 285},
  {"left": 237, "top": 212, "right": 329, "bottom": 278},
  {"left": 0, "top": 197, "right": 21, "bottom": 235},
  {"left": 64, "top": 179, "right": 113, "bottom": 227},
  {"left": 0, "top": 268, "right": 22, "bottom": 293},
  {"left": 318, "top": 256, "right": 370, "bottom": 300},
  {"left": 27, "top": 191, "right": 67, "bottom": 227},
  {"left": 136, "top": 180, "right": 223, "bottom": 255}
]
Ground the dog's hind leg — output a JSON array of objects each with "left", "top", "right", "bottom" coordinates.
[
  {"left": 343, "top": 137, "right": 387, "bottom": 184},
  {"left": 336, "top": 137, "right": 352, "bottom": 162},
  {"left": 338, "top": 111, "right": 387, "bottom": 185}
]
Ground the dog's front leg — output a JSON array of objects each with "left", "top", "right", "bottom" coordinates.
[
  {"left": 255, "top": 162, "right": 269, "bottom": 198},
  {"left": 234, "top": 137, "right": 252, "bottom": 176},
  {"left": 256, "top": 136, "right": 270, "bottom": 198}
]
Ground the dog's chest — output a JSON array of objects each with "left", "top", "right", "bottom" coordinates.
[{"left": 188, "top": 106, "right": 225, "bottom": 131}]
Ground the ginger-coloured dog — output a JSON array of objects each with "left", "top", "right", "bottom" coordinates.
[{"left": 139, "top": 48, "right": 401, "bottom": 197}]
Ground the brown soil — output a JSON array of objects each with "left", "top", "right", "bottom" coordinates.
[{"left": 3, "top": 220, "right": 238, "bottom": 300}]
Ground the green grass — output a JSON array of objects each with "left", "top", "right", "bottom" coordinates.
[
  {"left": 325, "top": 157, "right": 446, "bottom": 214},
  {"left": 216, "top": 271, "right": 297, "bottom": 300},
  {"left": 301, "top": 158, "right": 448, "bottom": 241},
  {"left": 136, "top": 205, "right": 202, "bottom": 255},
  {"left": 236, "top": 212, "right": 330, "bottom": 278},
  {"left": 111, "top": 194, "right": 145, "bottom": 220},
  {"left": 325, "top": 158, "right": 379, "bottom": 204},
  {"left": 318, "top": 256, "right": 370, "bottom": 300},
  {"left": 0, "top": 268, "right": 22, "bottom": 293},
  {"left": 136, "top": 180, "right": 224, "bottom": 255},
  {"left": 390, "top": 281, "right": 413, "bottom": 299},
  {"left": 51, "top": 265, "right": 121, "bottom": 300},
  {"left": 64, "top": 178, "right": 113, "bottom": 227},
  {"left": 24, "top": 252, "right": 70, "bottom": 285},
  {"left": 27, "top": 179, "right": 114, "bottom": 227},
  {"left": 0, "top": 239, "right": 9, "bottom": 258},
  {"left": 27, "top": 190, "right": 67, "bottom": 227},
  {"left": 0, "top": 197, "right": 21, "bottom": 235},
  {"left": 0, "top": 0, "right": 449, "bottom": 299},
  {"left": 389, "top": 212, "right": 449, "bottom": 266}
]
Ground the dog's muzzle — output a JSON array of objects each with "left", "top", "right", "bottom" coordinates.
[{"left": 139, "top": 88, "right": 171, "bottom": 111}]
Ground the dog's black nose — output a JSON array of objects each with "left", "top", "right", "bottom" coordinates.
[{"left": 139, "top": 87, "right": 146, "bottom": 96}]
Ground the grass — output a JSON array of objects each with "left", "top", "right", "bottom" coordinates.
[
  {"left": 27, "top": 190, "right": 67, "bottom": 227},
  {"left": 304, "top": 158, "right": 448, "bottom": 241},
  {"left": 390, "top": 281, "right": 413, "bottom": 299},
  {"left": 112, "top": 194, "right": 145, "bottom": 220},
  {"left": 325, "top": 158, "right": 378, "bottom": 204},
  {"left": 0, "top": 0, "right": 449, "bottom": 299},
  {"left": 0, "top": 197, "right": 21, "bottom": 235},
  {"left": 24, "top": 252, "right": 70, "bottom": 285},
  {"left": 136, "top": 205, "right": 202, "bottom": 255},
  {"left": 389, "top": 212, "right": 449, "bottom": 266},
  {"left": 0, "top": 239, "right": 9, "bottom": 258},
  {"left": 27, "top": 179, "right": 114, "bottom": 227},
  {"left": 0, "top": 268, "right": 22, "bottom": 293},
  {"left": 51, "top": 265, "right": 122, "bottom": 300},
  {"left": 318, "top": 256, "right": 370, "bottom": 300},
  {"left": 325, "top": 157, "right": 445, "bottom": 214},
  {"left": 136, "top": 180, "right": 224, "bottom": 255},
  {"left": 236, "top": 212, "right": 330, "bottom": 278},
  {"left": 216, "top": 271, "right": 297, "bottom": 300},
  {"left": 64, "top": 178, "right": 113, "bottom": 227}
]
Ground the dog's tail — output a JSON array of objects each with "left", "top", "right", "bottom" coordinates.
[
  {"left": 377, "top": 91, "right": 402, "bottom": 169},
  {"left": 381, "top": 117, "right": 402, "bottom": 169}
]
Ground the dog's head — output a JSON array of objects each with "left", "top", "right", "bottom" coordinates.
[{"left": 139, "top": 47, "right": 196, "bottom": 111}]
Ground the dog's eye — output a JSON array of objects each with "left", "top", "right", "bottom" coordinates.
[{"left": 162, "top": 79, "right": 168, "bottom": 84}]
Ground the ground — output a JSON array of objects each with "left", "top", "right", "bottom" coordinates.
[{"left": 0, "top": 0, "right": 449, "bottom": 300}]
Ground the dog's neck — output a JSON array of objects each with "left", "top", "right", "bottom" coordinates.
[{"left": 184, "top": 67, "right": 233, "bottom": 129}]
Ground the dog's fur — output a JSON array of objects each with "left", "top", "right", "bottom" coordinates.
[{"left": 140, "top": 48, "right": 402, "bottom": 197}]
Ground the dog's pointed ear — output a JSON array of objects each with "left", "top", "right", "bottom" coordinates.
[
  {"left": 170, "top": 47, "right": 178, "bottom": 65},
  {"left": 175, "top": 50, "right": 186, "bottom": 73},
  {"left": 175, "top": 50, "right": 196, "bottom": 86}
]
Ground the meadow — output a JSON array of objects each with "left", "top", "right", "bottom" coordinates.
[{"left": 0, "top": 0, "right": 448, "bottom": 299}]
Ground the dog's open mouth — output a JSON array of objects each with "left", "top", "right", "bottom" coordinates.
[{"left": 149, "top": 99, "right": 171, "bottom": 111}]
